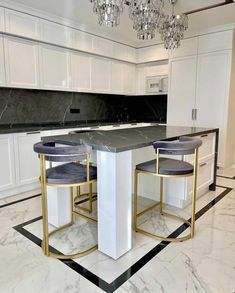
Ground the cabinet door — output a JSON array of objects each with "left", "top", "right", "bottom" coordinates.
[
  {"left": 40, "top": 20, "right": 72, "bottom": 47},
  {"left": 111, "top": 61, "right": 123, "bottom": 94},
  {"left": 167, "top": 56, "right": 197, "bottom": 126},
  {"left": 5, "top": 9, "right": 40, "bottom": 39},
  {"left": 0, "top": 35, "right": 5, "bottom": 86},
  {"left": 72, "top": 29, "right": 93, "bottom": 52},
  {"left": 195, "top": 51, "right": 231, "bottom": 166},
  {"left": 91, "top": 57, "right": 111, "bottom": 93},
  {"left": 40, "top": 44, "right": 70, "bottom": 90},
  {"left": 4, "top": 36, "right": 40, "bottom": 88},
  {"left": 0, "top": 134, "right": 15, "bottom": 191},
  {"left": 0, "top": 7, "right": 5, "bottom": 32},
  {"left": 70, "top": 52, "right": 91, "bottom": 91},
  {"left": 123, "top": 64, "right": 135, "bottom": 95},
  {"left": 14, "top": 132, "right": 42, "bottom": 185}
]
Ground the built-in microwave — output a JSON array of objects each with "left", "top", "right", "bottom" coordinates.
[{"left": 146, "top": 75, "right": 168, "bottom": 93}]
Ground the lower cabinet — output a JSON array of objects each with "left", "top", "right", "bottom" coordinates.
[
  {"left": 0, "top": 131, "right": 50, "bottom": 198},
  {"left": 0, "top": 134, "right": 15, "bottom": 192}
]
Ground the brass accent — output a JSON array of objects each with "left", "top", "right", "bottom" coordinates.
[
  {"left": 134, "top": 147, "right": 199, "bottom": 243},
  {"left": 38, "top": 152, "right": 98, "bottom": 259}
]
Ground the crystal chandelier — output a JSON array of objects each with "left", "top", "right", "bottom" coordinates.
[
  {"left": 158, "top": 0, "right": 188, "bottom": 49},
  {"left": 90, "top": 0, "right": 125, "bottom": 27},
  {"left": 88, "top": 0, "right": 189, "bottom": 48},
  {"left": 129, "top": 0, "right": 164, "bottom": 40}
]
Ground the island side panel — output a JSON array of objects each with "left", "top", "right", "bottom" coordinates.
[{"left": 97, "top": 150, "right": 132, "bottom": 259}]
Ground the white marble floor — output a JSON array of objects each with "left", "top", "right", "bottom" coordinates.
[{"left": 0, "top": 172, "right": 235, "bottom": 293}]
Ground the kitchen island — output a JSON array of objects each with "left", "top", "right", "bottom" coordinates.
[{"left": 42, "top": 125, "right": 219, "bottom": 259}]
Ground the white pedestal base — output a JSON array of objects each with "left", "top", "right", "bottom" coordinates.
[{"left": 97, "top": 150, "right": 132, "bottom": 259}]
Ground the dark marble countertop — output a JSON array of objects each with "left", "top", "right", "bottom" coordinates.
[
  {"left": 0, "top": 120, "right": 163, "bottom": 134},
  {"left": 42, "top": 125, "right": 219, "bottom": 153}
]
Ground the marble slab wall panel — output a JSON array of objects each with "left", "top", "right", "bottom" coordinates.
[{"left": 0, "top": 88, "right": 167, "bottom": 125}]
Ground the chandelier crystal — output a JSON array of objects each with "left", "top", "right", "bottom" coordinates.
[
  {"left": 90, "top": 0, "right": 125, "bottom": 27},
  {"left": 129, "top": 0, "right": 164, "bottom": 40},
  {"left": 158, "top": 0, "right": 188, "bottom": 49}
]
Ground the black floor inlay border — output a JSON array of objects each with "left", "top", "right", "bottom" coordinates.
[
  {"left": 217, "top": 175, "right": 235, "bottom": 180},
  {"left": 0, "top": 193, "right": 41, "bottom": 209},
  {"left": 11, "top": 185, "right": 232, "bottom": 293}
]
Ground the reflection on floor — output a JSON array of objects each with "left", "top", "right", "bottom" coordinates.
[{"left": 0, "top": 171, "right": 235, "bottom": 293}]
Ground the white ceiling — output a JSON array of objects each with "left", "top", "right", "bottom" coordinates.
[{"left": 3, "top": 0, "right": 235, "bottom": 46}]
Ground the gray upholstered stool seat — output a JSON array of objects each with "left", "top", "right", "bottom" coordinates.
[
  {"left": 46, "top": 162, "right": 97, "bottom": 184},
  {"left": 136, "top": 158, "right": 193, "bottom": 175}
]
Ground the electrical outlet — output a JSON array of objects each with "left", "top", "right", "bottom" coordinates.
[{"left": 70, "top": 108, "right": 80, "bottom": 114}]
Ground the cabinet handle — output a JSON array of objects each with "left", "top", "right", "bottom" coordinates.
[
  {"left": 192, "top": 109, "right": 195, "bottom": 120},
  {"left": 201, "top": 134, "right": 208, "bottom": 138},
  {"left": 26, "top": 131, "right": 41, "bottom": 135},
  {"left": 199, "top": 162, "right": 207, "bottom": 168}
]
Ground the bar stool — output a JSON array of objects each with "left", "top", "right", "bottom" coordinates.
[
  {"left": 134, "top": 136, "right": 202, "bottom": 242},
  {"left": 34, "top": 141, "right": 98, "bottom": 259}
]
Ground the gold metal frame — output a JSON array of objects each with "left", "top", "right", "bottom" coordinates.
[
  {"left": 39, "top": 152, "right": 98, "bottom": 259},
  {"left": 134, "top": 148, "right": 199, "bottom": 242}
]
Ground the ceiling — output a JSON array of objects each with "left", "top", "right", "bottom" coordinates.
[{"left": 3, "top": 0, "right": 235, "bottom": 47}]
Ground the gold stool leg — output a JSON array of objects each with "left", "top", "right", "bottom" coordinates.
[
  {"left": 40, "top": 155, "right": 49, "bottom": 256},
  {"left": 191, "top": 149, "right": 198, "bottom": 238},
  {"left": 89, "top": 183, "right": 93, "bottom": 213},
  {"left": 71, "top": 187, "right": 75, "bottom": 225},
  {"left": 134, "top": 170, "right": 138, "bottom": 231},
  {"left": 160, "top": 177, "right": 164, "bottom": 215}
]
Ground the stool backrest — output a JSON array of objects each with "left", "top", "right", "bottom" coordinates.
[
  {"left": 153, "top": 136, "right": 202, "bottom": 155},
  {"left": 33, "top": 141, "right": 92, "bottom": 162}
]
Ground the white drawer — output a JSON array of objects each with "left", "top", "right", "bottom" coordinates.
[{"left": 187, "top": 157, "right": 214, "bottom": 197}]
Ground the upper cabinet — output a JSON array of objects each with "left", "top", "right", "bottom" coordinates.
[
  {"left": 40, "top": 20, "right": 72, "bottom": 47},
  {"left": 198, "top": 31, "right": 233, "bottom": 54},
  {"left": 169, "top": 37, "right": 198, "bottom": 59},
  {"left": 136, "top": 44, "right": 168, "bottom": 63},
  {"left": 5, "top": 9, "right": 40, "bottom": 39},
  {"left": 4, "top": 36, "right": 40, "bottom": 88},
  {"left": 92, "top": 36, "right": 113, "bottom": 58},
  {"left": 111, "top": 61, "right": 124, "bottom": 94},
  {"left": 0, "top": 35, "right": 5, "bottom": 86},
  {"left": 72, "top": 29, "right": 93, "bottom": 53},
  {"left": 39, "top": 44, "right": 70, "bottom": 90},
  {"left": 0, "top": 7, "right": 5, "bottom": 32},
  {"left": 123, "top": 64, "right": 136, "bottom": 95},
  {"left": 70, "top": 51, "right": 92, "bottom": 92},
  {"left": 91, "top": 56, "right": 111, "bottom": 93},
  {"left": 113, "top": 42, "right": 136, "bottom": 63}
]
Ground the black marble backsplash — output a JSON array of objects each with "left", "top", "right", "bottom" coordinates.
[{"left": 0, "top": 88, "right": 167, "bottom": 126}]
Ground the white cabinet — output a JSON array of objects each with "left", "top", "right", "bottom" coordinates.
[
  {"left": 4, "top": 36, "right": 40, "bottom": 88},
  {"left": 113, "top": 42, "right": 136, "bottom": 63},
  {"left": 167, "top": 31, "right": 235, "bottom": 167},
  {"left": 169, "top": 37, "right": 198, "bottom": 59},
  {"left": 14, "top": 132, "right": 42, "bottom": 185},
  {"left": 198, "top": 31, "right": 233, "bottom": 54},
  {"left": 91, "top": 57, "right": 111, "bottom": 93},
  {"left": 111, "top": 61, "right": 124, "bottom": 94},
  {"left": 70, "top": 51, "right": 91, "bottom": 91},
  {"left": 167, "top": 56, "right": 197, "bottom": 126},
  {"left": 5, "top": 9, "right": 40, "bottom": 39},
  {"left": 72, "top": 29, "right": 93, "bottom": 52},
  {"left": 0, "top": 134, "right": 15, "bottom": 192},
  {"left": 39, "top": 44, "right": 70, "bottom": 90},
  {"left": 123, "top": 63, "right": 135, "bottom": 95},
  {"left": 195, "top": 51, "right": 232, "bottom": 166},
  {"left": 92, "top": 36, "right": 113, "bottom": 58},
  {"left": 0, "top": 7, "right": 5, "bottom": 32},
  {"left": 136, "top": 44, "right": 168, "bottom": 63},
  {"left": 0, "top": 35, "right": 5, "bottom": 86},
  {"left": 40, "top": 20, "right": 72, "bottom": 47}
]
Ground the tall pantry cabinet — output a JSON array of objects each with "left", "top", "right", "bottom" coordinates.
[{"left": 167, "top": 30, "right": 235, "bottom": 168}]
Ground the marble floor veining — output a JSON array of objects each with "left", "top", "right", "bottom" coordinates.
[{"left": 0, "top": 172, "right": 235, "bottom": 293}]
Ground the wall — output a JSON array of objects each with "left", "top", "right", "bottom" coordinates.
[{"left": 0, "top": 88, "right": 167, "bottom": 126}]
